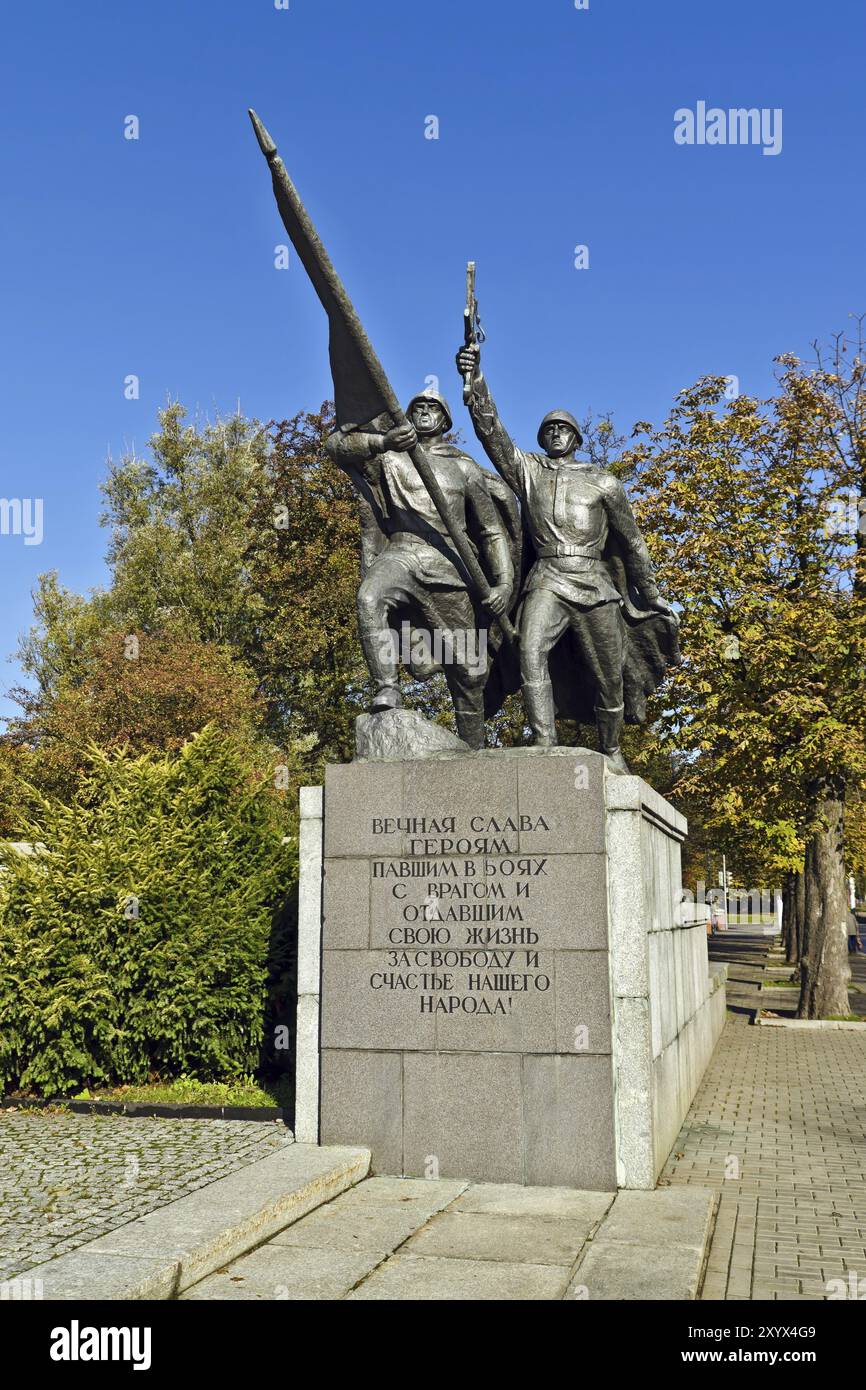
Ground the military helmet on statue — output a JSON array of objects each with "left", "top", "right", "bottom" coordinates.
[
  {"left": 406, "top": 389, "right": 453, "bottom": 432},
  {"left": 537, "top": 408, "right": 583, "bottom": 449}
]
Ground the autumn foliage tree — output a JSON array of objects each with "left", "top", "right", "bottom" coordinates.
[
  {"left": 6, "top": 628, "right": 261, "bottom": 809},
  {"left": 623, "top": 327, "right": 866, "bottom": 1017}
]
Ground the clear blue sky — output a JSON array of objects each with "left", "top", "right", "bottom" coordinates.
[{"left": 0, "top": 0, "right": 863, "bottom": 723}]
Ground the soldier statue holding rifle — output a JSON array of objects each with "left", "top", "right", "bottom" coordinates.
[{"left": 456, "top": 339, "right": 680, "bottom": 771}]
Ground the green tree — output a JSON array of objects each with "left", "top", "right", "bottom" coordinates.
[
  {"left": 245, "top": 404, "right": 373, "bottom": 770},
  {"left": 100, "top": 403, "right": 269, "bottom": 651}
]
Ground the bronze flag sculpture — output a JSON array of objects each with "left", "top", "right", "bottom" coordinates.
[{"left": 248, "top": 110, "right": 521, "bottom": 750}]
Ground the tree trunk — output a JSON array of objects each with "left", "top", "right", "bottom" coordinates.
[
  {"left": 782, "top": 871, "right": 794, "bottom": 960},
  {"left": 794, "top": 869, "right": 805, "bottom": 963},
  {"left": 795, "top": 867, "right": 811, "bottom": 967},
  {"left": 797, "top": 782, "right": 850, "bottom": 1018},
  {"left": 783, "top": 869, "right": 804, "bottom": 963}
]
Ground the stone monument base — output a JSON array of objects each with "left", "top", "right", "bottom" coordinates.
[{"left": 295, "top": 747, "right": 726, "bottom": 1190}]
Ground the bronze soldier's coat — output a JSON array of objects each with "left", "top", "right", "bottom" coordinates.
[
  {"left": 468, "top": 375, "right": 680, "bottom": 726},
  {"left": 327, "top": 425, "right": 521, "bottom": 717}
]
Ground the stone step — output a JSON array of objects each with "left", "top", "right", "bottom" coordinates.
[{"left": 26, "top": 1142, "right": 371, "bottom": 1300}]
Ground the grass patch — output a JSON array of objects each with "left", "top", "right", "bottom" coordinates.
[{"left": 69, "top": 1075, "right": 292, "bottom": 1109}]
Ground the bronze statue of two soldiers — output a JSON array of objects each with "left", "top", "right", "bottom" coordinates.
[{"left": 250, "top": 110, "right": 680, "bottom": 769}]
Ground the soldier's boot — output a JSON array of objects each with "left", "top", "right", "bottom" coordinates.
[
  {"left": 523, "top": 680, "right": 557, "bottom": 747},
  {"left": 596, "top": 704, "right": 630, "bottom": 774},
  {"left": 357, "top": 619, "right": 403, "bottom": 713},
  {"left": 454, "top": 707, "right": 486, "bottom": 751},
  {"left": 371, "top": 683, "right": 403, "bottom": 712}
]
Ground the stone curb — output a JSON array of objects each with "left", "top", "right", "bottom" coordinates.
[
  {"left": 0, "top": 1097, "right": 289, "bottom": 1122},
  {"left": 755, "top": 1015, "right": 866, "bottom": 1029},
  {"left": 568, "top": 1187, "right": 717, "bottom": 1300},
  {"left": 25, "top": 1142, "right": 371, "bottom": 1300}
]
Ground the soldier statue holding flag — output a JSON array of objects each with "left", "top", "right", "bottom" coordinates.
[
  {"left": 248, "top": 109, "right": 520, "bottom": 752},
  {"left": 325, "top": 388, "right": 519, "bottom": 750}
]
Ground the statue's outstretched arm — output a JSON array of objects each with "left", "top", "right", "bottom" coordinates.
[{"left": 455, "top": 346, "right": 524, "bottom": 495}]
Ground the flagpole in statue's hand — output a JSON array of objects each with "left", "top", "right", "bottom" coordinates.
[{"left": 247, "top": 109, "right": 516, "bottom": 648}]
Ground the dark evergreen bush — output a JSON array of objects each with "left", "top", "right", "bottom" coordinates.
[{"left": 0, "top": 726, "right": 294, "bottom": 1095}]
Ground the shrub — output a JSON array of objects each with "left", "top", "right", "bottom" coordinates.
[{"left": 0, "top": 726, "right": 295, "bottom": 1095}]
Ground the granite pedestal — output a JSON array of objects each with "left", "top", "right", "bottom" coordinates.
[{"left": 295, "top": 747, "right": 725, "bottom": 1190}]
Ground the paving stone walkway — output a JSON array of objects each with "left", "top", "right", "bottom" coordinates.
[
  {"left": 0, "top": 1111, "right": 289, "bottom": 1282},
  {"left": 182, "top": 1179, "right": 616, "bottom": 1300},
  {"left": 182, "top": 1178, "right": 715, "bottom": 1301},
  {"left": 662, "top": 931, "right": 866, "bottom": 1300}
]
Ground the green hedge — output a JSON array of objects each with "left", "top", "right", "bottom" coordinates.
[{"left": 0, "top": 727, "right": 294, "bottom": 1095}]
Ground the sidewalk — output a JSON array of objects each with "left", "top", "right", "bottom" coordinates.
[
  {"left": 180, "top": 1181, "right": 714, "bottom": 1301},
  {"left": 661, "top": 932, "right": 866, "bottom": 1299}
]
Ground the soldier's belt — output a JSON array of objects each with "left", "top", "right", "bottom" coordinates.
[{"left": 536, "top": 544, "right": 602, "bottom": 560}]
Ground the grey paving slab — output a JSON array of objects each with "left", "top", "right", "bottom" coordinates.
[
  {"left": 270, "top": 1198, "right": 432, "bottom": 1255},
  {"left": 595, "top": 1186, "right": 716, "bottom": 1252},
  {"left": 181, "top": 1243, "right": 379, "bottom": 1301},
  {"left": 347, "top": 1253, "right": 570, "bottom": 1300},
  {"left": 453, "top": 1183, "right": 613, "bottom": 1222},
  {"left": 574, "top": 1238, "right": 706, "bottom": 1301},
  {"left": 335, "top": 1176, "right": 468, "bottom": 1209},
  {"left": 401, "top": 1210, "right": 594, "bottom": 1266}
]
